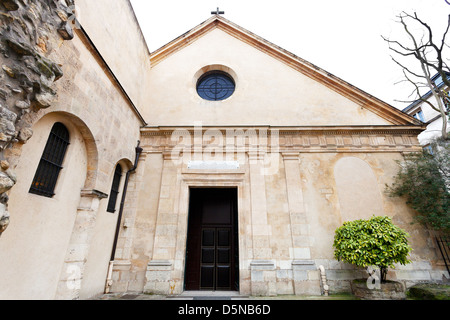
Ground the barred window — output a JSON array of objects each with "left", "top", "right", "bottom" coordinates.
[
  {"left": 29, "top": 122, "right": 70, "bottom": 198},
  {"left": 106, "top": 164, "right": 122, "bottom": 213}
]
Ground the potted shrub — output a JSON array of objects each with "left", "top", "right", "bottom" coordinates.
[{"left": 333, "top": 216, "right": 412, "bottom": 299}]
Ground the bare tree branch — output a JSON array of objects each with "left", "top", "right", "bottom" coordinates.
[
  {"left": 402, "top": 69, "right": 443, "bottom": 114},
  {"left": 440, "top": 15, "right": 450, "bottom": 53},
  {"left": 390, "top": 56, "right": 426, "bottom": 79},
  {"left": 383, "top": 11, "right": 450, "bottom": 139}
]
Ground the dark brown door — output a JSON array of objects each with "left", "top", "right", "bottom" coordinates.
[{"left": 184, "top": 188, "right": 239, "bottom": 291}]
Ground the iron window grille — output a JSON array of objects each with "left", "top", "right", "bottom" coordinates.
[
  {"left": 107, "top": 164, "right": 122, "bottom": 213},
  {"left": 197, "top": 71, "right": 235, "bottom": 101},
  {"left": 29, "top": 122, "right": 70, "bottom": 198}
]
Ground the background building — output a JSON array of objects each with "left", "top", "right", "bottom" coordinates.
[{"left": 402, "top": 72, "right": 450, "bottom": 149}]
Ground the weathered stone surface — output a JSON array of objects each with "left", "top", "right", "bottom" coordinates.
[
  {"left": 5, "top": 39, "right": 35, "bottom": 56},
  {"left": 17, "top": 127, "right": 32, "bottom": 143},
  {"left": 0, "top": 205, "right": 9, "bottom": 234},
  {"left": 351, "top": 279, "right": 406, "bottom": 300},
  {"left": 0, "top": 170, "right": 15, "bottom": 193},
  {"left": 0, "top": 0, "right": 19, "bottom": 11},
  {"left": 0, "top": 0, "right": 75, "bottom": 234},
  {"left": 15, "top": 100, "right": 30, "bottom": 109},
  {"left": 58, "top": 21, "right": 75, "bottom": 41},
  {"left": 2, "top": 64, "right": 15, "bottom": 78},
  {"left": 0, "top": 160, "right": 9, "bottom": 170},
  {"left": 34, "top": 91, "right": 55, "bottom": 108},
  {"left": 0, "top": 105, "right": 17, "bottom": 143}
]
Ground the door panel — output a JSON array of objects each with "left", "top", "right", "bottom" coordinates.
[
  {"left": 218, "top": 248, "right": 230, "bottom": 263},
  {"left": 199, "top": 227, "right": 232, "bottom": 290}
]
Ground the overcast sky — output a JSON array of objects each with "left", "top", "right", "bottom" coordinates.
[{"left": 130, "top": 0, "right": 449, "bottom": 110}]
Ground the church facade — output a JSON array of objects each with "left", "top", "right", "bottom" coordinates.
[{"left": 0, "top": 0, "right": 447, "bottom": 299}]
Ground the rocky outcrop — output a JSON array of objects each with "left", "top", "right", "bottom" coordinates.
[
  {"left": 0, "top": 0, "right": 76, "bottom": 235},
  {"left": 350, "top": 279, "right": 406, "bottom": 300}
]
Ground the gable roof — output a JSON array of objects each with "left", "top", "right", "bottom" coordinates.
[{"left": 150, "top": 15, "right": 423, "bottom": 126}]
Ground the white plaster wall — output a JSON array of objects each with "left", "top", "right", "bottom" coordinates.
[
  {"left": 296, "top": 152, "right": 435, "bottom": 262},
  {"left": 334, "top": 156, "right": 384, "bottom": 222},
  {"left": 146, "top": 28, "right": 393, "bottom": 127},
  {"left": 0, "top": 114, "right": 87, "bottom": 299},
  {"left": 79, "top": 161, "right": 129, "bottom": 299},
  {"left": 0, "top": 23, "right": 143, "bottom": 299}
]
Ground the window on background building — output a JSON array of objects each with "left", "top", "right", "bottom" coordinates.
[
  {"left": 106, "top": 164, "right": 122, "bottom": 213},
  {"left": 29, "top": 122, "right": 70, "bottom": 198},
  {"left": 423, "top": 144, "right": 434, "bottom": 155},
  {"left": 413, "top": 109, "right": 425, "bottom": 122}
]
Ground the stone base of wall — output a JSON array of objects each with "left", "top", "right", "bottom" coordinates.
[
  {"left": 292, "top": 260, "right": 321, "bottom": 296},
  {"left": 143, "top": 260, "right": 182, "bottom": 295},
  {"left": 317, "top": 259, "right": 449, "bottom": 294},
  {"left": 115, "top": 259, "right": 450, "bottom": 297},
  {"left": 351, "top": 279, "right": 406, "bottom": 300},
  {"left": 109, "top": 260, "right": 131, "bottom": 293},
  {"left": 109, "top": 260, "right": 147, "bottom": 294}
]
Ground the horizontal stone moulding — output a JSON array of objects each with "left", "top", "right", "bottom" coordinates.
[
  {"left": 147, "top": 260, "right": 173, "bottom": 271},
  {"left": 250, "top": 260, "right": 276, "bottom": 270},
  {"left": 292, "top": 260, "right": 316, "bottom": 270}
]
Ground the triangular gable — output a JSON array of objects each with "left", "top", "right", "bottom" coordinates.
[{"left": 150, "top": 15, "right": 422, "bottom": 126}]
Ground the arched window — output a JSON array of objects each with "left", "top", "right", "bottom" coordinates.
[
  {"left": 107, "top": 164, "right": 122, "bottom": 213},
  {"left": 29, "top": 122, "right": 70, "bottom": 197}
]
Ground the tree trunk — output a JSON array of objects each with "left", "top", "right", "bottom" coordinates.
[{"left": 380, "top": 266, "right": 388, "bottom": 283}]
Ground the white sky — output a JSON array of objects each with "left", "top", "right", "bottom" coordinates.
[{"left": 130, "top": 0, "right": 449, "bottom": 110}]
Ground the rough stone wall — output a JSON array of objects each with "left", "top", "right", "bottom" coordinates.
[{"left": 0, "top": 0, "right": 75, "bottom": 235}]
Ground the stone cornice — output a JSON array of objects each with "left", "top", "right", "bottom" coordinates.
[
  {"left": 140, "top": 125, "right": 423, "bottom": 153},
  {"left": 141, "top": 125, "right": 424, "bottom": 136}
]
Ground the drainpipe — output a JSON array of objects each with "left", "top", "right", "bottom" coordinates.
[{"left": 105, "top": 141, "right": 143, "bottom": 293}]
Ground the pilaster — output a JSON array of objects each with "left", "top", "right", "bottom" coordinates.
[
  {"left": 248, "top": 151, "right": 272, "bottom": 260},
  {"left": 110, "top": 153, "right": 147, "bottom": 293},
  {"left": 281, "top": 152, "right": 311, "bottom": 260},
  {"left": 55, "top": 189, "right": 107, "bottom": 300},
  {"left": 144, "top": 152, "right": 180, "bottom": 294}
]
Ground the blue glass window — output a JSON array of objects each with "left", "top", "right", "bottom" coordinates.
[
  {"left": 197, "top": 72, "right": 235, "bottom": 101},
  {"left": 413, "top": 110, "right": 425, "bottom": 122}
]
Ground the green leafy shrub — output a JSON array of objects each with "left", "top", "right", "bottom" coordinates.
[
  {"left": 333, "top": 216, "right": 412, "bottom": 282},
  {"left": 386, "top": 140, "right": 450, "bottom": 235}
]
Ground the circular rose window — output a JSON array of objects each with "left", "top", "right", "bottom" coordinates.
[{"left": 196, "top": 71, "right": 235, "bottom": 101}]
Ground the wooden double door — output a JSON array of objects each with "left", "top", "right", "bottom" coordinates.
[{"left": 184, "top": 188, "right": 239, "bottom": 291}]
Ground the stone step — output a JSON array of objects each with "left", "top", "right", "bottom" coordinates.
[{"left": 167, "top": 291, "right": 249, "bottom": 300}]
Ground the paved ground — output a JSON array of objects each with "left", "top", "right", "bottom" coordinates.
[
  {"left": 94, "top": 290, "right": 357, "bottom": 300},
  {"left": 93, "top": 284, "right": 450, "bottom": 300}
]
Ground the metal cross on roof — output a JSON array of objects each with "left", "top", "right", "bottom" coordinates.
[{"left": 211, "top": 7, "right": 225, "bottom": 15}]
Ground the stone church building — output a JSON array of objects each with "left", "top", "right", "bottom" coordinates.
[{"left": 0, "top": 1, "right": 446, "bottom": 299}]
